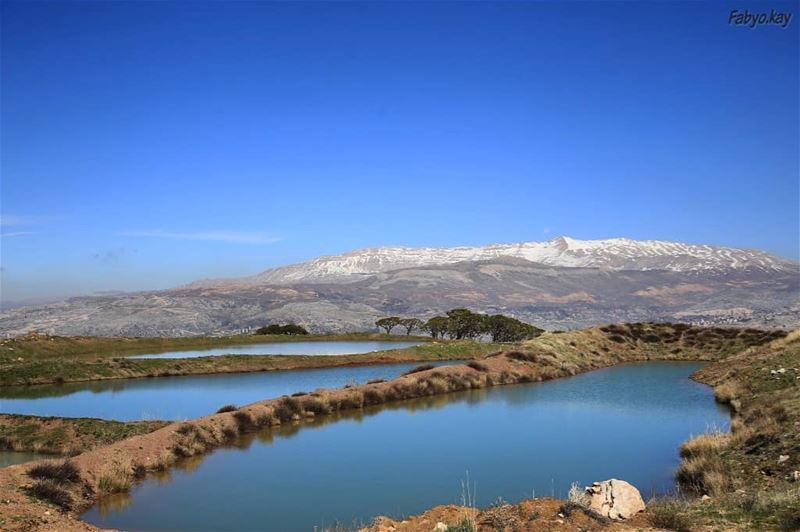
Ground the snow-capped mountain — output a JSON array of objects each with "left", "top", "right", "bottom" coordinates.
[
  {"left": 3, "top": 237, "right": 797, "bottom": 336},
  {"left": 233, "top": 236, "right": 794, "bottom": 286}
]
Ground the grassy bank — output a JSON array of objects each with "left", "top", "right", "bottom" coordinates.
[
  {"left": 0, "top": 415, "right": 169, "bottom": 455},
  {"left": 0, "top": 334, "right": 498, "bottom": 387},
  {"left": 646, "top": 330, "right": 800, "bottom": 531},
  {"left": 0, "top": 323, "right": 788, "bottom": 531}
]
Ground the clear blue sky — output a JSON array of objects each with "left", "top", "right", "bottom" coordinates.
[{"left": 1, "top": 1, "right": 798, "bottom": 302}]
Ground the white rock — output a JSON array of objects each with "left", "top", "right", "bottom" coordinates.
[
  {"left": 586, "top": 479, "right": 646, "bottom": 520},
  {"left": 778, "top": 455, "right": 790, "bottom": 463},
  {"left": 433, "top": 523, "right": 447, "bottom": 532}
]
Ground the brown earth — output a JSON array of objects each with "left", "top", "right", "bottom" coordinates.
[{"left": 0, "top": 415, "right": 169, "bottom": 455}]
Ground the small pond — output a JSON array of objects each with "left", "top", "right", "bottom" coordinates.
[
  {"left": 127, "top": 340, "right": 424, "bottom": 359},
  {"left": 0, "top": 361, "right": 456, "bottom": 421},
  {"left": 82, "top": 362, "right": 730, "bottom": 531}
]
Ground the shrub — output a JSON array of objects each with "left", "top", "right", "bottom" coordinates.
[
  {"left": 363, "top": 388, "right": 384, "bottom": 405},
  {"left": 302, "top": 397, "right": 332, "bottom": 415},
  {"left": 27, "top": 480, "right": 73, "bottom": 510},
  {"left": 273, "top": 397, "right": 302, "bottom": 422},
  {"left": 338, "top": 392, "right": 364, "bottom": 410},
  {"left": 232, "top": 411, "right": 255, "bottom": 431},
  {"left": 255, "top": 323, "right": 309, "bottom": 335},
  {"left": 646, "top": 500, "right": 693, "bottom": 532},
  {"left": 402, "top": 364, "right": 435, "bottom": 376},
  {"left": 446, "top": 518, "right": 476, "bottom": 532},
  {"left": 27, "top": 460, "right": 81, "bottom": 484},
  {"left": 221, "top": 427, "right": 238, "bottom": 441},
  {"left": 216, "top": 404, "right": 237, "bottom": 413},
  {"left": 567, "top": 481, "right": 589, "bottom": 507},
  {"left": 176, "top": 423, "right": 196, "bottom": 435},
  {"left": 98, "top": 460, "right": 134, "bottom": 494},
  {"left": 291, "top": 391, "right": 308, "bottom": 397},
  {"left": 466, "top": 361, "right": 488, "bottom": 372},
  {"left": 366, "top": 378, "right": 386, "bottom": 384},
  {"left": 777, "top": 507, "right": 800, "bottom": 532},
  {"left": 132, "top": 463, "right": 147, "bottom": 479},
  {"left": 255, "top": 413, "right": 275, "bottom": 427}
]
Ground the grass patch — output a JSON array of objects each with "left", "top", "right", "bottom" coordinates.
[{"left": 646, "top": 499, "right": 694, "bottom": 531}]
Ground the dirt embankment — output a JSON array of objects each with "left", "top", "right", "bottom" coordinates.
[
  {"left": 0, "top": 414, "right": 169, "bottom": 455},
  {"left": 0, "top": 324, "right": 785, "bottom": 531}
]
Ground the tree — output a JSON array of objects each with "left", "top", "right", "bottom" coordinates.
[
  {"left": 445, "top": 308, "right": 486, "bottom": 340},
  {"left": 375, "top": 317, "right": 402, "bottom": 334},
  {"left": 424, "top": 316, "right": 449, "bottom": 339},
  {"left": 399, "top": 318, "right": 423, "bottom": 335},
  {"left": 483, "top": 314, "right": 543, "bottom": 342},
  {"left": 280, "top": 324, "right": 310, "bottom": 335},
  {"left": 254, "top": 323, "right": 309, "bottom": 335}
]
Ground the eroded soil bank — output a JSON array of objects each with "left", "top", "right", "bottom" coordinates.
[{"left": 0, "top": 324, "right": 789, "bottom": 531}]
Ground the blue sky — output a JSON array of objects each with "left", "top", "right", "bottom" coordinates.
[{"left": 1, "top": 1, "right": 798, "bottom": 302}]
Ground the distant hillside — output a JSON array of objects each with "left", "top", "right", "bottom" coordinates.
[{"left": 1, "top": 237, "right": 797, "bottom": 337}]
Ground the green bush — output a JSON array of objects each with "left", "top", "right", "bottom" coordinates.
[{"left": 254, "top": 324, "right": 309, "bottom": 335}]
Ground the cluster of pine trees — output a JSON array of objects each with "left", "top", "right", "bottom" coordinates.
[
  {"left": 254, "top": 324, "right": 310, "bottom": 336},
  {"left": 376, "top": 309, "right": 544, "bottom": 342}
]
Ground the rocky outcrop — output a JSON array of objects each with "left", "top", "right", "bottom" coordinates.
[{"left": 586, "top": 479, "right": 645, "bottom": 520}]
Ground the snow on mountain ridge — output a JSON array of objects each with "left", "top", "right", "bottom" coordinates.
[{"left": 226, "top": 237, "right": 794, "bottom": 286}]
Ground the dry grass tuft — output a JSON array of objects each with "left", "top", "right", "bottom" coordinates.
[
  {"left": 646, "top": 499, "right": 694, "bottom": 531},
  {"left": 98, "top": 459, "right": 134, "bottom": 494}
]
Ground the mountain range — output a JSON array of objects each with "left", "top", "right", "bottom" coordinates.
[{"left": 1, "top": 237, "right": 797, "bottom": 336}]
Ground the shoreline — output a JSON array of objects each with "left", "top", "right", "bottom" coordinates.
[
  {"left": 0, "top": 338, "right": 497, "bottom": 388},
  {"left": 0, "top": 323, "right": 788, "bottom": 531}
]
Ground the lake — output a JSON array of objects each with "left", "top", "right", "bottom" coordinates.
[
  {"left": 127, "top": 340, "right": 424, "bottom": 359},
  {"left": 82, "top": 362, "right": 729, "bottom": 531},
  {"left": 0, "top": 361, "right": 455, "bottom": 421}
]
